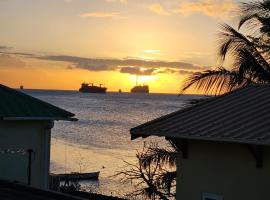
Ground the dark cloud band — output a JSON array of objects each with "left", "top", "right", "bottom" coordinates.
[
  {"left": 0, "top": 50, "right": 211, "bottom": 75},
  {"left": 41, "top": 55, "right": 209, "bottom": 75}
]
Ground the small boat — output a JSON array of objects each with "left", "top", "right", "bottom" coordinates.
[
  {"left": 20, "top": 85, "right": 24, "bottom": 90},
  {"left": 51, "top": 171, "right": 100, "bottom": 181}
]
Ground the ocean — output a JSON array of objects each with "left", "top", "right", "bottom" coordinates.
[{"left": 25, "top": 90, "right": 201, "bottom": 197}]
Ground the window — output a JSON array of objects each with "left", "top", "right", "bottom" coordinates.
[{"left": 202, "top": 193, "right": 223, "bottom": 200}]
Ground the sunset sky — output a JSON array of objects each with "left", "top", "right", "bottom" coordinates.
[{"left": 0, "top": 0, "right": 240, "bottom": 93}]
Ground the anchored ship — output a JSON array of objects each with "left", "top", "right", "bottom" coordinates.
[
  {"left": 79, "top": 83, "right": 107, "bottom": 93},
  {"left": 131, "top": 85, "right": 149, "bottom": 93},
  {"left": 130, "top": 76, "right": 149, "bottom": 93}
]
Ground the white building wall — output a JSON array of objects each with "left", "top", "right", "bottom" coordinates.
[
  {"left": 0, "top": 120, "right": 52, "bottom": 189},
  {"left": 176, "top": 140, "right": 270, "bottom": 200}
]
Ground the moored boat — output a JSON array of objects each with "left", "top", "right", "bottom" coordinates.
[{"left": 51, "top": 171, "right": 100, "bottom": 181}]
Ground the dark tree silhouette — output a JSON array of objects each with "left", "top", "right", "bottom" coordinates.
[
  {"left": 116, "top": 142, "right": 177, "bottom": 200},
  {"left": 239, "top": 0, "right": 270, "bottom": 52}
]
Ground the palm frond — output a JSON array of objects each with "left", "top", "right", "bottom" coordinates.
[
  {"left": 238, "top": 0, "right": 270, "bottom": 30},
  {"left": 240, "top": 0, "right": 270, "bottom": 15},
  {"left": 181, "top": 23, "right": 270, "bottom": 94},
  {"left": 238, "top": 13, "right": 260, "bottom": 30},
  {"left": 218, "top": 24, "right": 270, "bottom": 71},
  {"left": 247, "top": 35, "right": 270, "bottom": 54},
  {"left": 156, "top": 171, "right": 176, "bottom": 195},
  {"left": 140, "top": 144, "right": 177, "bottom": 169},
  {"left": 233, "top": 47, "right": 270, "bottom": 82},
  {"left": 181, "top": 67, "right": 239, "bottom": 95}
]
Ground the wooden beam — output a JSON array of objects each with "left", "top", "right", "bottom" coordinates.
[{"left": 247, "top": 145, "right": 263, "bottom": 168}]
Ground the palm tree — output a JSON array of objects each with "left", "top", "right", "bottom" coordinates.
[
  {"left": 181, "top": 0, "right": 270, "bottom": 95},
  {"left": 239, "top": 0, "right": 270, "bottom": 52},
  {"left": 139, "top": 141, "right": 177, "bottom": 198},
  {"left": 116, "top": 142, "right": 177, "bottom": 200}
]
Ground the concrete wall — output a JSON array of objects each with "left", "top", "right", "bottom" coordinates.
[
  {"left": 0, "top": 120, "right": 52, "bottom": 189},
  {"left": 176, "top": 140, "right": 270, "bottom": 200}
]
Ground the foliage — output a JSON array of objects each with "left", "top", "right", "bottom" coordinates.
[
  {"left": 181, "top": 0, "right": 270, "bottom": 95},
  {"left": 116, "top": 142, "right": 178, "bottom": 200}
]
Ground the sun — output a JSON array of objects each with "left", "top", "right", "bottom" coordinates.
[
  {"left": 129, "top": 75, "right": 156, "bottom": 85},
  {"left": 139, "top": 75, "right": 155, "bottom": 83}
]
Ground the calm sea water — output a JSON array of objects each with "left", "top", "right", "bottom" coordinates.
[{"left": 25, "top": 90, "right": 201, "bottom": 197}]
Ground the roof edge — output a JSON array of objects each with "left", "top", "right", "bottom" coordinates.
[
  {"left": 132, "top": 131, "right": 270, "bottom": 146},
  {"left": 130, "top": 84, "right": 257, "bottom": 136},
  {"left": 0, "top": 84, "right": 75, "bottom": 117},
  {"left": 2, "top": 117, "right": 78, "bottom": 121}
]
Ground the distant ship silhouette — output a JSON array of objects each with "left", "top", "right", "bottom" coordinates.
[
  {"left": 131, "top": 85, "right": 149, "bottom": 93},
  {"left": 79, "top": 83, "right": 107, "bottom": 93},
  {"left": 130, "top": 76, "right": 149, "bottom": 93}
]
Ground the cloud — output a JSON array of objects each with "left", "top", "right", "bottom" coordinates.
[
  {"left": 80, "top": 12, "right": 120, "bottom": 18},
  {"left": 120, "top": 67, "right": 195, "bottom": 76},
  {"left": 178, "top": 69, "right": 194, "bottom": 75},
  {"left": 120, "top": 66, "right": 156, "bottom": 75},
  {"left": 105, "top": 0, "right": 127, "bottom": 3},
  {"left": 42, "top": 55, "right": 204, "bottom": 69},
  {"left": 0, "top": 47, "right": 210, "bottom": 76},
  {"left": 156, "top": 68, "right": 178, "bottom": 74},
  {"left": 156, "top": 68, "right": 194, "bottom": 75},
  {"left": 148, "top": 3, "right": 170, "bottom": 16},
  {"left": 38, "top": 55, "right": 209, "bottom": 75},
  {"left": 174, "top": 0, "right": 237, "bottom": 19},
  {"left": 0, "top": 51, "right": 34, "bottom": 57},
  {"left": 0, "top": 48, "right": 210, "bottom": 76},
  {"left": 0, "top": 46, "right": 10, "bottom": 50},
  {"left": 0, "top": 54, "right": 26, "bottom": 68},
  {"left": 66, "top": 65, "right": 75, "bottom": 70},
  {"left": 0, "top": 46, "right": 34, "bottom": 57},
  {"left": 143, "top": 49, "right": 161, "bottom": 54}
]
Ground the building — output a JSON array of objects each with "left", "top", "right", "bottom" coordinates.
[
  {"left": 0, "top": 180, "right": 86, "bottom": 200},
  {"left": 0, "top": 179, "right": 128, "bottom": 200},
  {"left": 131, "top": 85, "right": 270, "bottom": 200},
  {"left": 0, "top": 84, "right": 76, "bottom": 189}
]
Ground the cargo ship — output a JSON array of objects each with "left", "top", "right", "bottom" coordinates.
[
  {"left": 131, "top": 85, "right": 149, "bottom": 93},
  {"left": 130, "top": 75, "right": 149, "bottom": 93},
  {"left": 79, "top": 83, "right": 107, "bottom": 93}
]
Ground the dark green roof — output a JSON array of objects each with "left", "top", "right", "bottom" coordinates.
[{"left": 0, "top": 84, "right": 76, "bottom": 121}]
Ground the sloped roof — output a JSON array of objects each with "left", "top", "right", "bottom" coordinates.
[
  {"left": 131, "top": 84, "right": 270, "bottom": 146},
  {"left": 0, "top": 180, "right": 85, "bottom": 200},
  {"left": 0, "top": 84, "right": 76, "bottom": 121},
  {"left": 0, "top": 180, "right": 127, "bottom": 200}
]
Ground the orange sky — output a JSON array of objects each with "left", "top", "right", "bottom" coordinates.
[
  {"left": 0, "top": 55, "right": 189, "bottom": 93},
  {"left": 0, "top": 0, "right": 239, "bottom": 94}
]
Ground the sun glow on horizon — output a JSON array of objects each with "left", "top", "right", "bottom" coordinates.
[
  {"left": 129, "top": 75, "right": 156, "bottom": 86},
  {"left": 143, "top": 50, "right": 161, "bottom": 54},
  {"left": 0, "top": 0, "right": 229, "bottom": 94}
]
